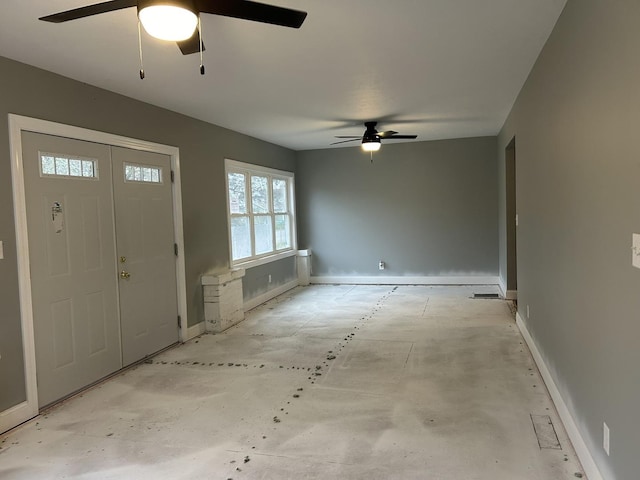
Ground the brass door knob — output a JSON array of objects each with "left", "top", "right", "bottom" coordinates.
[{"left": 120, "top": 270, "right": 131, "bottom": 279}]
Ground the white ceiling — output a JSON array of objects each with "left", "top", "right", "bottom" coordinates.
[{"left": 0, "top": 1, "right": 567, "bottom": 151}]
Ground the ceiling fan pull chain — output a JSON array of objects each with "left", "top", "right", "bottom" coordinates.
[
  {"left": 199, "top": 17, "right": 205, "bottom": 75},
  {"left": 137, "top": 20, "right": 145, "bottom": 80}
]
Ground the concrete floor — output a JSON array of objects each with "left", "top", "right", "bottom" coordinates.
[{"left": 0, "top": 285, "right": 585, "bottom": 479}]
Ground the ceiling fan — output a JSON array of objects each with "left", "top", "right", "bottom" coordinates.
[
  {"left": 40, "top": 0, "right": 307, "bottom": 67},
  {"left": 332, "top": 121, "right": 418, "bottom": 152}
]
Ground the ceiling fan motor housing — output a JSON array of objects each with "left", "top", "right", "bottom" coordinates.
[{"left": 363, "top": 121, "right": 380, "bottom": 142}]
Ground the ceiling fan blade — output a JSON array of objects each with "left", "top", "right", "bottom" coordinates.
[
  {"left": 334, "top": 136, "right": 362, "bottom": 139},
  {"left": 39, "top": 0, "right": 137, "bottom": 23},
  {"left": 386, "top": 135, "right": 418, "bottom": 139},
  {"left": 377, "top": 130, "right": 398, "bottom": 138},
  {"left": 177, "top": 29, "right": 205, "bottom": 55},
  {"left": 196, "top": 0, "right": 307, "bottom": 28},
  {"left": 331, "top": 139, "right": 361, "bottom": 145}
]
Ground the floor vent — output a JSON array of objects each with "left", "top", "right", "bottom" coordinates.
[
  {"left": 530, "top": 414, "right": 562, "bottom": 450},
  {"left": 472, "top": 293, "right": 501, "bottom": 299}
]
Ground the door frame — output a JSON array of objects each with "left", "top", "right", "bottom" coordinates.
[
  {"left": 6, "top": 114, "right": 189, "bottom": 431},
  {"left": 504, "top": 136, "right": 517, "bottom": 300}
]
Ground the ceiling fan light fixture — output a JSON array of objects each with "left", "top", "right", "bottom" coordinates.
[
  {"left": 138, "top": 1, "right": 198, "bottom": 42},
  {"left": 361, "top": 138, "right": 381, "bottom": 152}
]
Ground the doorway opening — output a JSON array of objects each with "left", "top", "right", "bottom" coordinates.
[{"left": 505, "top": 137, "right": 517, "bottom": 299}]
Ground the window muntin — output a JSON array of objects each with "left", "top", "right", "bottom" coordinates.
[
  {"left": 124, "top": 163, "right": 163, "bottom": 184},
  {"left": 40, "top": 153, "right": 98, "bottom": 179},
  {"left": 225, "top": 160, "right": 296, "bottom": 265}
]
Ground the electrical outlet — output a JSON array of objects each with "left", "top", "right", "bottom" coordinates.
[
  {"left": 526, "top": 305, "right": 530, "bottom": 319},
  {"left": 268, "top": 274, "right": 272, "bottom": 283},
  {"left": 603, "top": 422, "right": 610, "bottom": 456},
  {"left": 378, "top": 261, "right": 385, "bottom": 270}
]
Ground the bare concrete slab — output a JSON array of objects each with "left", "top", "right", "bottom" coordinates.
[{"left": 0, "top": 285, "right": 585, "bottom": 479}]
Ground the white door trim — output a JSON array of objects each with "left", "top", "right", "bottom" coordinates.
[{"left": 5, "top": 114, "right": 189, "bottom": 432}]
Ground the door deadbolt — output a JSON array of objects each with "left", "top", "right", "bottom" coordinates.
[
  {"left": 120, "top": 256, "right": 127, "bottom": 263},
  {"left": 120, "top": 270, "right": 131, "bottom": 279}
]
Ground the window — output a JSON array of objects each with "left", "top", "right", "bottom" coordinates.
[
  {"left": 40, "top": 152, "right": 98, "bottom": 179},
  {"left": 226, "top": 159, "right": 296, "bottom": 265},
  {"left": 124, "top": 162, "right": 163, "bottom": 184}
]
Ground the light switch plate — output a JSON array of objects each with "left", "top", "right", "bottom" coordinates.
[{"left": 633, "top": 234, "right": 640, "bottom": 269}]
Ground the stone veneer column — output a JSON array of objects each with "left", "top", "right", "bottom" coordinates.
[{"left": 202, "top": 269, "right": 246, "bottom": 333}]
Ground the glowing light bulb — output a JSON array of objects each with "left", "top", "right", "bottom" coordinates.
[
  {"left": 362, "top": 140, "right": 381, "bottom": 152},
  {"left": 139, "top": 5, "right": 198, "bottom": 41}
]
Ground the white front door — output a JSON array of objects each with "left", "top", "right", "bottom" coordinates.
[
  {"left": 22, "top": 132, "right": 121, "bottom": 407},
  {"left": 112, "top": 147, "right": 179, "bottom": 366},
  {"left": 22, "top": 132, "right": 179, "bottom": 407}
]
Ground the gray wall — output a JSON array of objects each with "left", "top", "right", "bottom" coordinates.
[
  {"left": 0, "top": 56, "right": 295, "bottom": 412},
  {"left": 242, "top": 256, "right": 297, "bottom": 302},
  {"left": 296, "top": 137, "right": 498, "bottom": 278},
  {"left": 497, "top": 1, "right": 639, "bottom": 478}
]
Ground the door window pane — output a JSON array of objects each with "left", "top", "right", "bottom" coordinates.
[
  {"left": 273, "top": 178, "right": 287, "bottom": 213},
  {"left": 82, "top": 160, "right": 95, "bottom": 178},
  {"left": 41, "top": 155, "right": 55, "bottom": 175},
  {"left": 69, "top": 159, "right": 82, "bottom": 177},
  {"left": 231, "top": 216, "right": 252, "bottom": 260},
  {"left": 227, "top": 173, "right": 247, "bottom": 214},
  {"left": 275, "top": 214, "right": 291, "bottom": 250},
  {"left": 251, "top": 176, "right": 269, "bottom": 214},
  {"left": 254, "top": 215, "right": 273, "bottom": 255},
  {"left": 55, "top": 157, "right": 69, "bottom": 176}
]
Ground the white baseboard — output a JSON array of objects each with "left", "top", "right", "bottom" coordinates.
[
  {"left": 516, "top": 313, "right": 604, "bottom": 480},
  {"left": 310, "top": 275, "right": 499, "bottom": 286},
  {"left": 186, "top": 321, "right": 205, "bottom": 341},
  {"left": 504, "top": 290, "right": 518, "bottom": 300},
  {"left": 1, "top": 400, "right": 38, "bottom": 435},
  {"left": 243, "top": 280, "right": 299, "bottom": 312},
  {"left": 498, "top": 278, "right": 507, "bottom": 297},
  {"left": 498, "top": 278, "right": 518, "bottom": 300}
]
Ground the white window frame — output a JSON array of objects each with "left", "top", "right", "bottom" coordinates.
[{"left": 225, "top": 159, "right": 297, "bottom": 268}]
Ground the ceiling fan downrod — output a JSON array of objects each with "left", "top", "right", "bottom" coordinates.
[
  {"left": 199, "top": 16, "right": 205, "bottom": 75},
  {"left": 138, "top": 19, "right": 145, "bottom": 80}
]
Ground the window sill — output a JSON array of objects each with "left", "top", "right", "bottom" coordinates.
[{"left": 232, "top": 249, "right": 297, "bottom": 270}]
